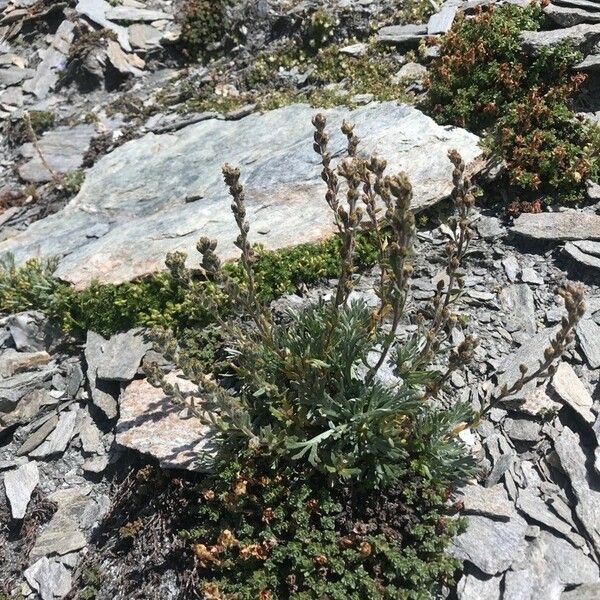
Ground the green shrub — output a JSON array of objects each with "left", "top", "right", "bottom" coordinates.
[
  {"left": 425, "top": 3, "right": 599, "bottom": 201},
  {"left": 490, "top": 89, "right": 599, "bottom": 196},
  {"left": 179, "top": 0, "right": 233, "bottom": 59},
  {"left": 146, "top": 114, "right": 483, "bottom": 598}
]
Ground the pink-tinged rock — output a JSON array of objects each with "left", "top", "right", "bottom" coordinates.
[{"left": 116, "top": 372, "right": 216, "bottom": 471}]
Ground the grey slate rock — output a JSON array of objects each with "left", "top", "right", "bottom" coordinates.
[
  {"left": 495, "top": 326, "right": 560, "bottom": 396},
  {"left": 504, "top": 418, "right": 542, "bottom": 442},
  {"left": 428, "top": 4, "right": 458, "bottom": 34},
  {"left": 22, "top": 20, "right": 75, "bottom": 99},
  {"left": 0, "top": 388, "right": 57, "bottom": 432},
  {"left": 575, "top": 54, "right": 600, "bottom": 71},
  {"left": 576, "top": 319, "right": 600, "bottom": 368},
  {"left": 502, "top": 255, "right": 521, "bottom": 282},
  {"left": 520, "top": 23, "right": 600, "bottom": 53},
  {"left": 538, "top": 531, "right": 599, "bottom": 586},
  {"left": 24, "top": 557, "right": 72, "bottom": 600},
  {"left": 452, "top": 513, "right": 529, "bottom": 575},
  {"left": 85, "top": 331, "right": 119, "bottom": 420},
  {"left": 552, "top": 0, "right": 600, "bottom": 12},
  {"left": 545, "top": 4, "right": 600, "bottom": 27},
  {"left": 521, "top": 267, "right": 543, "bottom": 285},
  {"left": 29, "top": 409, "right": 77, "bottom": 457},
  {"left": 0, "top": 367, "right": 56, "bottom": 413},
  {"left": 551, "top": 362, "right": 594, "bottom": 423},
  {"left": 516, "top": 488, "right": 577, "bottom": 541},
  {"left": 512, "top": 211, "right": 600, "bottom": 241},
  {"left": 587, "top": 180, "right": 600, "bottom": 201},
  {"left": 456, "top": 571, "right": 501, "bottom": 600},
  {"left": 105, "top": 6, "right": 173, "bottom": 22},
  {"left": 0, "top": 66, "right": 33, "bottom": 87},
  {"left": 3, "top": 461, "right": 39, "bottom": 519},
  {"left": 30, "top": 487, "right": 103, "bottom": 559},
  {"left": 503, "top": 568, "right": 536, "bottom": 600},
  {"left": 0, "top": 104, "right": 482, "bottom": 288},
  {"left": 459, "top": 483, "right": 515, "bottom": 520},
  {"left": 16, "top": 415, "right": 59, "bottom": 456},
  {"left": 377, "top": 24, "right": 427, "bottom": 45},
  {"left": 499, "top": 284, "right": 536, "bottom": 335},
  {"left": 93, "top": 328, "right": 150, "bottom": 381},
  {"left": 128, "top": 23, "right": 163, "bottom": 50},
  {"left": 562, "top": 583, "right": 600, "bottom": 600},
  {"left": 79, "top": 411, "right": 104, "bottom": 454},
  {"left": 6, "top": 310, "right": 59, "bottom": 352},
  {"left": 573, "top": 240, "right": 600, "bottom": 258},
  {"left": 554, "top": 427, "right": 600, "bottom": 555},
  {"left": 18, "top": 125, "right": 95, "bottom": 183},
  {"left": 565, "top": 241, "right": 600, "bottom": 272}
]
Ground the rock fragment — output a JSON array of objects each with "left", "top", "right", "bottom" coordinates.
[
  {"left": 3, "top": 461, "right": 39, "bottom": 519},
  {"left": 520, "top": 23, "right": 600, "bottom": 53},
  {"left": 512, "top": 211, "right": 600, "bottom": 242},
  {"left": 565, "top": 241, "right": 600, "bottom": 272},
  {"left": 428, "top": 4, "right": 458, "bottom": 35},
  {"left": 377, "top": 24, "right": 427, "bottom": 45},
  {"left": 116, "top": 372, "right": 216, "bottom": 471},
  {"left": 29, "top": 409, "right": 77, "bottom": 458},
  {"left": 24, "top": 557, "right": 72, "bottom": 600},
  {"left": 499, "top": 284, "right": 536, "bottom": 335},
  {"left": 76, "top": 0, "right": 131, "bottom": 51},
  {"left": 551, "top": 362, "right": 594, "bottom": 423},
  {"left": 105, "top": 6, "right": 173, "bottom": 22},
  {"left": 554, "top": 427, "right": 600, "bottom": 555},
  {"left": 23, "top": 20, "right": 75, "bottom": 98},
  {"left": 576, "top": 319, "right": 600, "bottom": 368},
  {"left": 458, "top": 483, "right": 514, "bottom": 520},
  {"left": 93, "top": 328, "right": 150, "bottom": 381},
  {"left": 451, "top": 513, "right": 529, "bottom": 575}
]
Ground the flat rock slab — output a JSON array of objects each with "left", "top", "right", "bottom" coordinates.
[
  {"left": 545, "top": 5, "right": 600, "bottom": 27},
  {"left": 105, "top": 6, "right": 173, "bottom": 22},
  {"left": 116, "top": 372, "right": 216, "bottom": 471},
  {"left": 377, "top": 24, "right": 427, "bottom": 44},
  {"left": 18, "top": 125, "right": 95, "bottom": 183},
  {"left": 0, "top": 103, "right": 482, "bottom": 288},
  {"left": 520, "top": 23, "right": 600, "bottom": 53},
  {"left": 512, "top": 211, "right": 600, "bottom": 242},
  {"left": 458, "top": 483, "right": 514, "bottom": 520},
  {"left": 565, "top": 241, "right": 600, "bottom": 272},
  {"left": 88, "top": 328, "right": 150, "bottom": 382},
  {"left": 451, "top": 513, "right": 529, "bottom": 575}
]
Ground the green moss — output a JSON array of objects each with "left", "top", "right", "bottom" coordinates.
[{"left": 0, "top": 231, "right": 383, "bottom": 338}]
